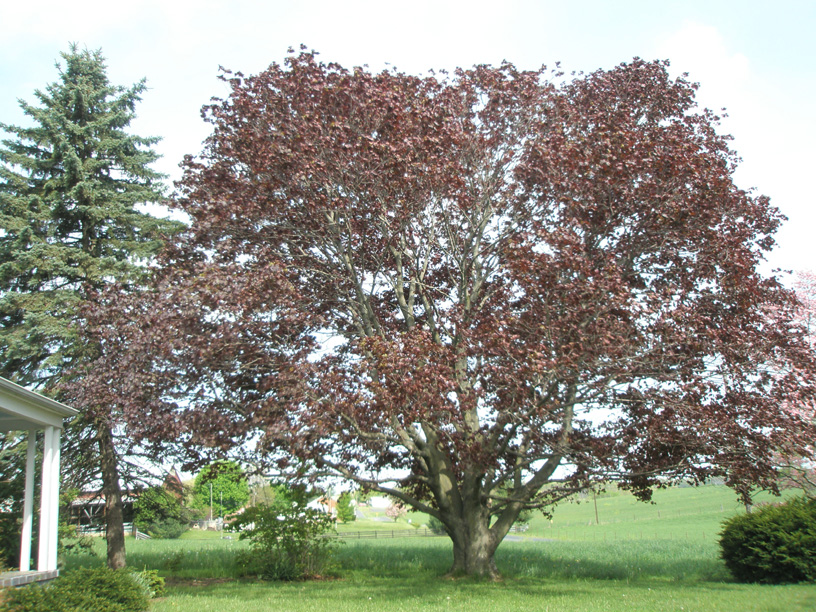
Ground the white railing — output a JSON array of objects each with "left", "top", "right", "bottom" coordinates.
[{"left": 76, "top": 522, "right": 150, "bottom": 539}]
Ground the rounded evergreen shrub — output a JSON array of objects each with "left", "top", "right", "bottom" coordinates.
[{"left": 719, "top": 496, "right": 816, "bottom": 584}]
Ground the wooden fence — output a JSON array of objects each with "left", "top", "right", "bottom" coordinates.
[
  {"left": 332, "top": 528, "right": 441, "bottom": 539},
  {"left": 332, "top": 524, "right": 528, "bottom": 540}
]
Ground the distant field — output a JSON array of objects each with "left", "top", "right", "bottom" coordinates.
[
  {"left": 521, "top": 483, "right": 788, "bottom": 542},
  {"left": 343, "top": 483, "right": 788, "bottom": 541},
  {"left": 336, "top": 506, "right": 419, "bottom": 533},
  {"left": 59, "top": 484, "right": 815, "bottom": 612}
]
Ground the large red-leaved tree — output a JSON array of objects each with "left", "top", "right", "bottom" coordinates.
[{"left": 78, "top": 51, "right": 816, "bottom": 577}]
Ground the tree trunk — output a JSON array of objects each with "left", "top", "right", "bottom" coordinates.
[
  {"left": 444, "top": 501, "right": 507, "bottom": 579},
  {"left": 449, "top": 526, "right": 501, "bottom": 579},
  {"left": 97, "top": 423, "right": 126, "bottom": 569}
]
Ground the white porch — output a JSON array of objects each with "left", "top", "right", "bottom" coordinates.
[{"left": 0, "top": 377, "right": 78, "bottom": 586}]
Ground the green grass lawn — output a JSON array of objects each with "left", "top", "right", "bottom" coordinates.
[
  {"left": 139, "top": 537, "right": 816, "bottom": 611},
  {"left": 59, "top": 485, "right": 816, "bottom": 611},
  {"left": 151, "top": 578, "right": 816, "bottom": 612}
]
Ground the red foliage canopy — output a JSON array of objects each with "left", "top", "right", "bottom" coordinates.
[{"left": 70, "top": 51, "right": 816, "bottom": 576}]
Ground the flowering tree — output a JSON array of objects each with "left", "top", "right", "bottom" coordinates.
[
  {"left": 777, "top": 270, "right": 816, "bottom": 491},
  {"left": 77, "top": 50, "right": 816, "bottom": 577},
  {"left": 794, "top": 271, "right": 816, "bottom": 342},
  {"left": 386, "top": 502, "right": 407, "bottom": 523}
]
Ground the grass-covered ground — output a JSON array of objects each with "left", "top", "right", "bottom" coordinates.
[
  {"left": 60, "top": 485, "right": 816, "bottom": 611},
  {"left": 521, "top": 482, "right": 787, "bottom": 542}
]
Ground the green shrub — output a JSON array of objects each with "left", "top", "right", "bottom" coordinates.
[
  {"left": 232, "top": 489, "right": 338, "bottom": 581},
  {"left": 0, "top": 584, "right": 48, "bottom": 612},
  {"left": 719, "top": 496, "right": 816, "bottom": 583},
  {"left": 0, "top": 566, "right": 152, "bottom": 612},
  {"left": 127, "top": 567, "right": 166, "bottom": 598},
  {"left": 336, "top": 492, "right": 355, "bottom": 523},
  {"left": 58, "top": 522, "right": 97, "bottom": 557},
  {"left": 427, "top": 516, "right": 447, "bottom": 535},
  {"left": 134, "top": 486, "right": 190, "bottom": 538},
  {"left": 144, "top": 518, "right": 188, "bottom": 539}
]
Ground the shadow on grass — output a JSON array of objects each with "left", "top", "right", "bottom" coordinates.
[
  {"left": 495, "top": 539, "right": 732, "bottom": 582},
  {"left": 334, "top": 537, "right": 732, "bottom": 583},
  {"left": 61, "top": 533, "right": 732, "bottom": 586},
  {"left": 61, "top": 536, "right": 247, "bottom": 579}
]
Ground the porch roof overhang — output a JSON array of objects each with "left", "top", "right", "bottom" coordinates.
[{"left": 0, "top": 377, "right": 79, "bottom": 431}]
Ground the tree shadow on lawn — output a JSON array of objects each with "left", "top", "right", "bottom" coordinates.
[
  {"left": 336, "top": 538, "right": 730, "bottom": 583},
  {"left": 158, "top": 541, "right": 816, "bottom": 612},
  {"left": 495, "top": 538, "right": 731, "bottom": 582}
]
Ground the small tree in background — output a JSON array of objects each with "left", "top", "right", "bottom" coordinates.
[
  {"left": 191, "top": 461, "right": 249, "bottom": 519},
  {"left": 133, "top": 486, "right": 190, "bottom": 539},
  {"left": 514, "top": 508, "right": 533, "bottom": 530},
  {"left": 336, "top": 492, "right": 355, "bottom": 523},
  {"left": 352, "top": 489, "right": 373, "bottom": 505},
  {"left": 386, "top": 502, "right": 407, "bottom": 523},
  {"left": 427, "top": 516, "right": 446, "bottom": 535}
]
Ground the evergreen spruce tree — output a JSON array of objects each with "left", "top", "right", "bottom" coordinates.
[
  {"left": 0, "top": 45, "right": 183, "bottom": 568},
  {"left": 0, "top": 44, "right": 177, "bottom": 383}
]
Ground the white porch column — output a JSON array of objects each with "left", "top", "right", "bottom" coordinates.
[
  {"left": 46, "top": 427, "right": 61, "bottom": 570},
  {"left": 19, "top": 429, "right": 37, "bottom": 571},
  {"left": 37, "top": 425, "right": 60, "bottom": 571}
]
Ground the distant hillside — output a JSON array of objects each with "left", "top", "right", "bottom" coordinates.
[{"left": 523, "top": 484, "right": 795, "bottom": 541}]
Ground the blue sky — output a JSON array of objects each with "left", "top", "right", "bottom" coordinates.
[{"left": 1, "top": 0, "right": 814, "bottom": 275}]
